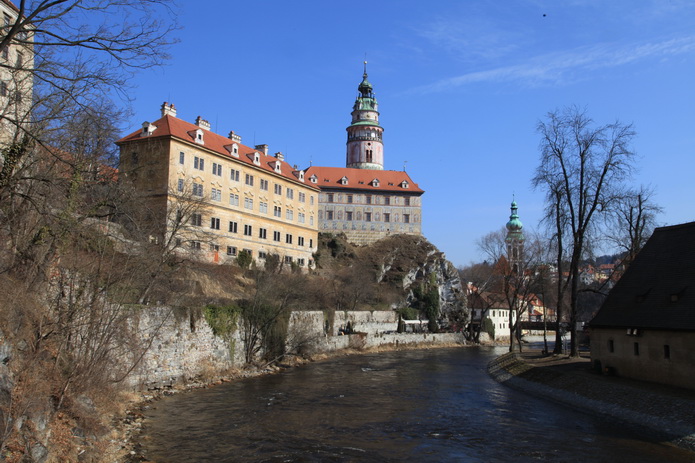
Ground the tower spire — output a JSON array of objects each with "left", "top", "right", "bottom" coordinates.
[
  {"left": 346, "top": 62, "right": 384, "bottom": 170},
  {"left": 505, "top": 198, "right": 525, "bottom": 273}
]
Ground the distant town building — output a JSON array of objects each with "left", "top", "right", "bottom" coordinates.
[
  {"left": 116, "top": 103, "right": 319, "bottom": 268},
  {"left": 305, "top": 64, "right": 424, "bottom": 245},
  {"left": 590, "top": 221, "right": 695, "bottom": 389}
]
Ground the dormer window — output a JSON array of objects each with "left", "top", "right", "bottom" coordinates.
[
  {"left": 189, "top": 129, "right": 204, "bottom": 145},
  {"left": 371, "top": 178, "right": 380, "bottom": 187},
  {"left": 224, "top": 143, "right": 240, "bottom": 157},
  {"left": 141, "top": 122, "right": 157, "bottom": 137},
  {"left": 401, "top": 180, "right": 409, "bottom": 189},
  {"left": 340, "top": 176, "right": 349, "bottom": 185},
  {"left": 274, "top": 161, "right": 281, "bottom": 173},
  {"left": 297, "top": 170, "right": 305, "bottom": 182},
  {"left": 252, "top": 152, "right": 261, "bottom": 165},
  {"left": 310, "top": 174, "right": 318, "bottom": 184}
]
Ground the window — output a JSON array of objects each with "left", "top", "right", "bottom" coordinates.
[
  {"left": 404, "top": 197, "right": 411, "bottom": 206},
  {"left": 384, "top": 213, "right": 390, "bottom": 223},
  {"left": 227, "top": 246, "right": 237, "bottom": 256},
  {"left": 259, "top": 202, "right": 268, "bottom": 214},
  {"left": 298, "top": 236, "right": 305, "bottom": 246},
  {"left": 285, "top": 234, "right": 293, "bottom": 244},
  {"left": 664, "top": 344, "right": 671, "bottom": 360},
  {"left": 327, "top": 193, "right": 334, "bottom": 203},
  {"left": 384, "top": 196, "right": 390, "bottom": 205},
  {"left": 212, "top": 162, "right": 222, "bottom": 176},
  {"left": 365, "top": 212, "right": 372, "bottom": 222},
  {"left": 190, "top": 241, "right": 201, "bottom": 250},
  {"left": 273, "top": 231, "right": 281, "bottom": 242},
  {"left": 210, "top": 244, "right": 219, "bottom": 252},
  {"left": 366, "top": 195, "right": 372, "bottom": 205},
  {"left": 179, "top": 152, "right": 185, "bottom": 165},
  {"left": 230, "top": 169, "right": 240, "bottom": 182},
  {"left": 274, "top": 184, "right": 282, "bottom": 195},
  {"left": 211, "top": 188, "right": 221, "bottom": 201},
  {"left": 245, "top": 174, "right": 254, "bottom": 186},
  {"left": 298, "top": 212, "right": 305, "bottom": 223},
  {"left": 243, "top": 248, "right": 252, "bottom": 257},
  {"left": 260, "top": 179, "right": 269, "bottom": 190},
  {"left": 346, "top": 211, "right": 353, "bottom": 221},
  {"left": 3, "top": 13, "right": 10, "bottom": 27},
  {"left": 286, "top": 188, "right": 294, "bottom": 200},
  {"left": 347, "top": 194, "right": 353, "bottom": 204},
  {"left": 634, "top": 342, "right": 639, "bottom": 356},
  {"left": 258, "top": 251, "right": 267, "bottom": 259},
  {"left": 1, "top": 47, "right": 7, "bottom": 61},
  {"left": 274, "top": 206, "right": 282, "bottom": 218},
  {"left": 244, "top": 197, "right": 253, "bottom": 210},
  {"left": 228, "top": 221, "right": 238, "bottom": 233},
  {"left": 608, "top": 340, "right": 614, "bottom": 353},
  {"left": 284, "top": 256, "right": 293, "bottom": 264},
  {"left": 259, "top": 228, "right": 267, "bottom": 239},
  {"left": 299, "top": 192, "right": 306, "bottom": 203},
  {"left": 16, "top": 52, "right": 23, "bottom": 68},
  {"left": 194, "top": 156, "right": 204, "bottom": 171},
  {"left": 210, "top": 217, "right": 220, "bottom": 230},
  {"left": 310, "top": 196, "right": 315, "bottom": 205},
  {"left": 326, "top": 211, "right": 333, "bottom": 220},
  {"left": 286, "top": 209, "right": 293, "bottom": 221},
  {"left": 177, "top": 179, "right": 184, "bottom": 192},
  {"left": 244, "top": 225, "right": 252, "bottom": 236},
  {"left": 192, "top": 183, "right": 203, "bottom": 197},
  {"left": 310, "top": 216, "right": 314, "bottom": 226},
  {"left": 403, "top": 214, "right": 410, "bottom": 224},
  {"left": 298, "top": 258, "right": 305, "bottom": 267},
  {"left": 191, "top": 213, "right": 202, "bottom": 226},
  {"left": 310, "top": 239, "right": 313, "bottom": 248}
]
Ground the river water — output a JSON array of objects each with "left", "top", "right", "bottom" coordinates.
[{"left": 142, "top": 347, "right": 694, "bottom": 462}]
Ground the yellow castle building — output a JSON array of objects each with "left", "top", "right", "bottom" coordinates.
[{"left": 117, "top": 103, "right": 319, "bottom": 268}]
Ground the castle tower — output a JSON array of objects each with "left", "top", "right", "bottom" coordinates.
[
  {"left": 345, "top": 62, "right": 384, "bottom": 170},
  {"left": 505, "top": 199, "right": 525, "bottom": 273}
]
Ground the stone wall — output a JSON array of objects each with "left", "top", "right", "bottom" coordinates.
[{"left": 129, "top": 308, "right": 465, "bottom": 390}]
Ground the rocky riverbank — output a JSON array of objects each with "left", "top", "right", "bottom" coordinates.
[{"left": 488, "top": 351, "right": 695, "bottom": 453}]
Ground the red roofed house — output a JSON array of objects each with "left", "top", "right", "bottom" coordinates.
[
  {"left": 116, "top": 103, "right": 319, "bottom": 268},
  {"left": 304, "top": 64, "right": 424, "bottom": 245}
]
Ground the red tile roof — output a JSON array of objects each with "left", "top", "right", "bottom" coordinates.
[
  {"left": 116, "top": 115, "right": 318, "bottom": 190},
  {"left": 303, "top": 165, "right": 424, "bottom": 194}
]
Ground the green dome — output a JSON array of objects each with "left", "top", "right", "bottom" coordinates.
[{"left": 506, "top": 200, "right": 523, "bottom": 232}]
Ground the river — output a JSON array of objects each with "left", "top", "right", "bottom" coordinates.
[{"left": 142, "top": 347, "right": 694, "bottom": 462}]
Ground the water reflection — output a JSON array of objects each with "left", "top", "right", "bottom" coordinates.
[{"left": 143, "top": 347, "right": 694, "bottom": 462}]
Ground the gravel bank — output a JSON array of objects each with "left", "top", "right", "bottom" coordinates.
[{"left": 488, "top": 352, "right": 695, "bottom": 452}]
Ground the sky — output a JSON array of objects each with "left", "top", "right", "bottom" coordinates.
[{"left": 122, "top": 0, "right": 695, "bottom": 268}]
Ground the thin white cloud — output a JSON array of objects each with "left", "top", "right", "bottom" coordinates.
[{"left": 412, "top": 35, "right": 695, "bottom": 94}]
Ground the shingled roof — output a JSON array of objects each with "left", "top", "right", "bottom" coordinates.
[
  {"left": 303, "top": 166, "right": 424, "bottom": 194},
  {"left": 590, "top": 221, "right": 695, "bottom": 331},
  {"left": 116, "top": 114, "right": 318, "bottom": 190}
]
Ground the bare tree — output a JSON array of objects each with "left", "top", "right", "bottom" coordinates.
[
  {"left": 476, "top": 229, "right": 543, "bottom": 352},
  {"left": 532, "top": 106, "right": 636, "bottom": 357},
  {"left": 606, "top": 185, "right": 662, "bottom": 269}
]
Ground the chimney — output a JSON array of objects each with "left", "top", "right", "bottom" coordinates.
[
  {"left": 229, "top": 130, "right": 242, "bottom": 143},
  {"left": 255, "top": 144, "right": 269, "bottom": 155},
  {"left": 195, "top": 116, "right": 211, "bottom": 131},
  {"left": 160, "top": 102, "right": 177, "bottom": 117},
  {"left": 274, "top": 151, "right": 284, "bottom": 161}
]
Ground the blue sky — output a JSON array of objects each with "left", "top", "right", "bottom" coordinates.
[{"left": 123, "top": 0, "right": 695, "bottom": 267}]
